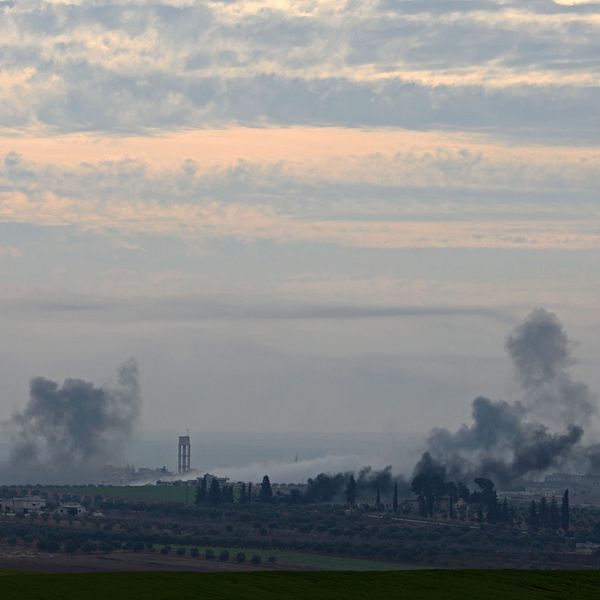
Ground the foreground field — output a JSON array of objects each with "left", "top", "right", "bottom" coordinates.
[{"left": 1, "top": 570, "right": 600, "bottom": 599}]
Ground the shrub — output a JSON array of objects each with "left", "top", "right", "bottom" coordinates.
[
  {"left": 219, "top": 549, "right": 230, "bottom": 561},
  {"left": 251, "top": 554, "right": 262, "bottom": 565},
  {"left": 160, "top": 546, "right": 171, "bottom": 555},
  {"left": 64, "top": 540, "right": 78, "bottom": 554},
  {"left": 267, "top": 555, "right": 277, "bottom": 564},
  {"left": 236, "top": 552, "right": 246, "bottom": 563},
  {"left": 176, "top": 547, "right": 186, "bottom": 556},
  {"left": 132, "top": 541, "right": 145, "bottom": 553},
  {"left": 205, "top": 548, "right": 215, "bottom": 560},
  {"left": 7, "top": 537, "right": 17, "bottom": 546},
  {"left": 82, "top": 542, "right": 98, "bottom": 553},
  {"left": 190, "top": 547, "right": 200, "bottom": 558}
]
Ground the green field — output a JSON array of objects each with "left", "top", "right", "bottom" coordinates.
[
  {"left": 48, "top": 485, "right": 191, "bottom": 503},
  {"left": 1, "top": 570, "right": 600, "bottom": 599}
]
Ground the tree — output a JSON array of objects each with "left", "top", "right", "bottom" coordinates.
[
  {"left": 418, "top": 495, "right": 428, "bottom": 518},
  {"left": 259, "top": 476, "right": 273, "bottom": 502},
  {"left": 528, "top": 500, "right": 539, "bottom": 529},
  {"left": 248, "top": 482, "right": 253, "bottom": 503},
  {"left": 411, "top": 472, "right": 445, "bottom": 517},
  {"left": 195, "top": 475, "right": 207, "bottom": 505},
  {"left": 539, "top": 496, "right": 548, "bottom": 528},
  {"left": 345, "top": 475, "right": 357, "bottom": 506},
  {"left": 457, "top": 482, "right": 471, "bottom": 502},
  {"left": 221, "top": 485, "right": 234, "bottom": 503},
  {"left": 208, "top": 477, "right": 221, "bottom": 505},
  {"left": 239, "top": 483, "right": 247, "bottom": 504},
  {"left": 476, "top": 504, "right": 483, "bottom": 524},
  {"left": 392, "top": 481, "right": 398, "bottom": 513},
  {"left": 501, "top": 498, "right": 510, "bottom": 524},
  {"left": 549, "top": 496, "right": 560, "bottom": 530},
  {"left": 561, "top": 489, "right": 570, "bottom": 530},
  {"left": 375, "top": 484, "right": 381, "bottom": 511}
]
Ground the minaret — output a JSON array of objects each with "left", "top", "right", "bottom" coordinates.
[{"left": 178, "top": 435, "right": 191, "bottom": 474}]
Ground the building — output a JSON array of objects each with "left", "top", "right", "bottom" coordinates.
[
  {"left": 178, "top": 435, "right": 191, "bottom": 474},
  {"left": 0, "top": 496, "right": 46, "bottom": 515},
  {"left": 55, "top": 503, "right": 86, "bottom": 517}
]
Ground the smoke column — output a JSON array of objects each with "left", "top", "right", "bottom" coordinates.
[
  {"left": 3, "top": 359, "right": 140, "bottom": 483},
  {"left": 417, "top": 309, "right": 596, "bottom": 487}
]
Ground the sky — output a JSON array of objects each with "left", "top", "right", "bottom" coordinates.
[{"left": 1, "top": 0, "right": 600, "bottom": 453}]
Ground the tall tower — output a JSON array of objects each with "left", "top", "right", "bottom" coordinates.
[{"left": 178, "top": 435, "right": 191, "bottom": 474}]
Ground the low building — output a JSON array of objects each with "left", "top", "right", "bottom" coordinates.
[{"left": 0, "top": 496, "right": 46, "bottom": 515}]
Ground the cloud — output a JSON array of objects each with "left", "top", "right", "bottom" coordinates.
[
  {"left": 1, "top": 1, "right": 600, "bottom": 139},
  {"left": 1, "top": 136, "right": 600, "bottom": 249}
]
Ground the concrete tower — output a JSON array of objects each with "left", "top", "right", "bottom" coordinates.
[{"left": 178, "top": 435, "right": 191, "bottom": 474}]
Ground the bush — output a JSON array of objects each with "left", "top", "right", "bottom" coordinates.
[
  {"left": 64, "top": 540, "right": 78, "bottom": 554},
  {"left": 236, "top": 552, "right": 246, "bottom": 563},
  {"left": 176, "top": 547, "right": 186, "bottom": 556},
  {"left": 132, "top": 541, "right": 145, "bottom": 553},
  {"left": 205, "top": 548, "right": 215, "bottom": 560},
  {"left": 219, "top": 549, "right": 230, "bottom": 561},
  {"left": 82, "top": 542, "right": 98, "bottom": 553},
  {"left": 37, "top": 540, "right": 47, "bottom": 551},
  {"left": 160, "top": 546, "right": 171, "bottom": 555},
  {"left": 251, "top": 554, "right": 262, "bottom": 565},
  {"left": 7, "top": 537, "right": 17, "bottom": 546},
  {"left": 267, "top": 555, "right": 277, "bottom": 564},
  {"left": 190, "top": 547, "right": 200, "bottom": 558}
]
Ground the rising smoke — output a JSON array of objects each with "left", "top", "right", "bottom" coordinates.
[
  {"left": 416, "top": 308, "right": 597, "bottom": 487},
  {"left": 2, "top": 359, "right": 140, "bottom": 483}
]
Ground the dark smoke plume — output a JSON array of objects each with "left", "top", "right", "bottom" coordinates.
[
  {"left": 303, "top": 466, "right": 408, "bottom": 502},
  {"left": 415, "top": 309, "right": 596, "bottom": 487},
  {"left": 3, "top": 360, "right": 140, "bottom": 483},
  {"left": 506, "top": 307, "right": 594, "bottom": 426}
]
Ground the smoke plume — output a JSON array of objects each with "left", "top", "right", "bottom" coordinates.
[
  {"left": 3, "top": 359, "right": 140, "bottom": 483},
  {"left": 416, "top": 309, "right": 596, "bottom": 487}
]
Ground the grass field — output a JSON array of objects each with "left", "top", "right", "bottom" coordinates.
[
  {"left": 48, "top": 485, "right": 191, "bottom": 503},
  {"left": 1, "top": 570, "right": 600, "bottom": 599}
]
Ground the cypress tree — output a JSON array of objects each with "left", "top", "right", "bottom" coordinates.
[
  {"left": 528, "top": 500, "right": 539, "bottom": 528},
  {"left": 259, "top": 475, "right": 273, "bottom": 502},
  {"left": 549, "top": 496, "right": 560, "bottom": 529},
  {"left": 392, "top": 481, "right": 398, "bottom": 513},
  {"left": 195, "top": 475, "right": 207, "bottom": 505},
  {"left": 345, "top": 475, "right": 357, "bottom": 506},
  {"left": 501, "top": 498, "right": 510, "bottom": 523},
  {"left": 208, "top": 477, "right": 221, "bottom": 505},
  {"left": 539, "top": 496, "right": 548, "bottom": 528},
  {"left": 561, "top": 489, "right": 570, "bottom": 530}
]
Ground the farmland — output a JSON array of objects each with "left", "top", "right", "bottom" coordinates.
[{"left": 2, "top": 570, "right": 600, "bottom": 599}]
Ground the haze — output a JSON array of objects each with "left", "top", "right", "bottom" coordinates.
[{"left": 1, "top": 0, "right": 600, "bottom": 465}]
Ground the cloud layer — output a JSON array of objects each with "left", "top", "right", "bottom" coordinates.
[{"left": 1, "top": 0, "right": 600, "bottom": 139}]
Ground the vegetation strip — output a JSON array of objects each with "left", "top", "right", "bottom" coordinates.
[{"left": 2, "top": 570, "right": 600, "bottom": 599}]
